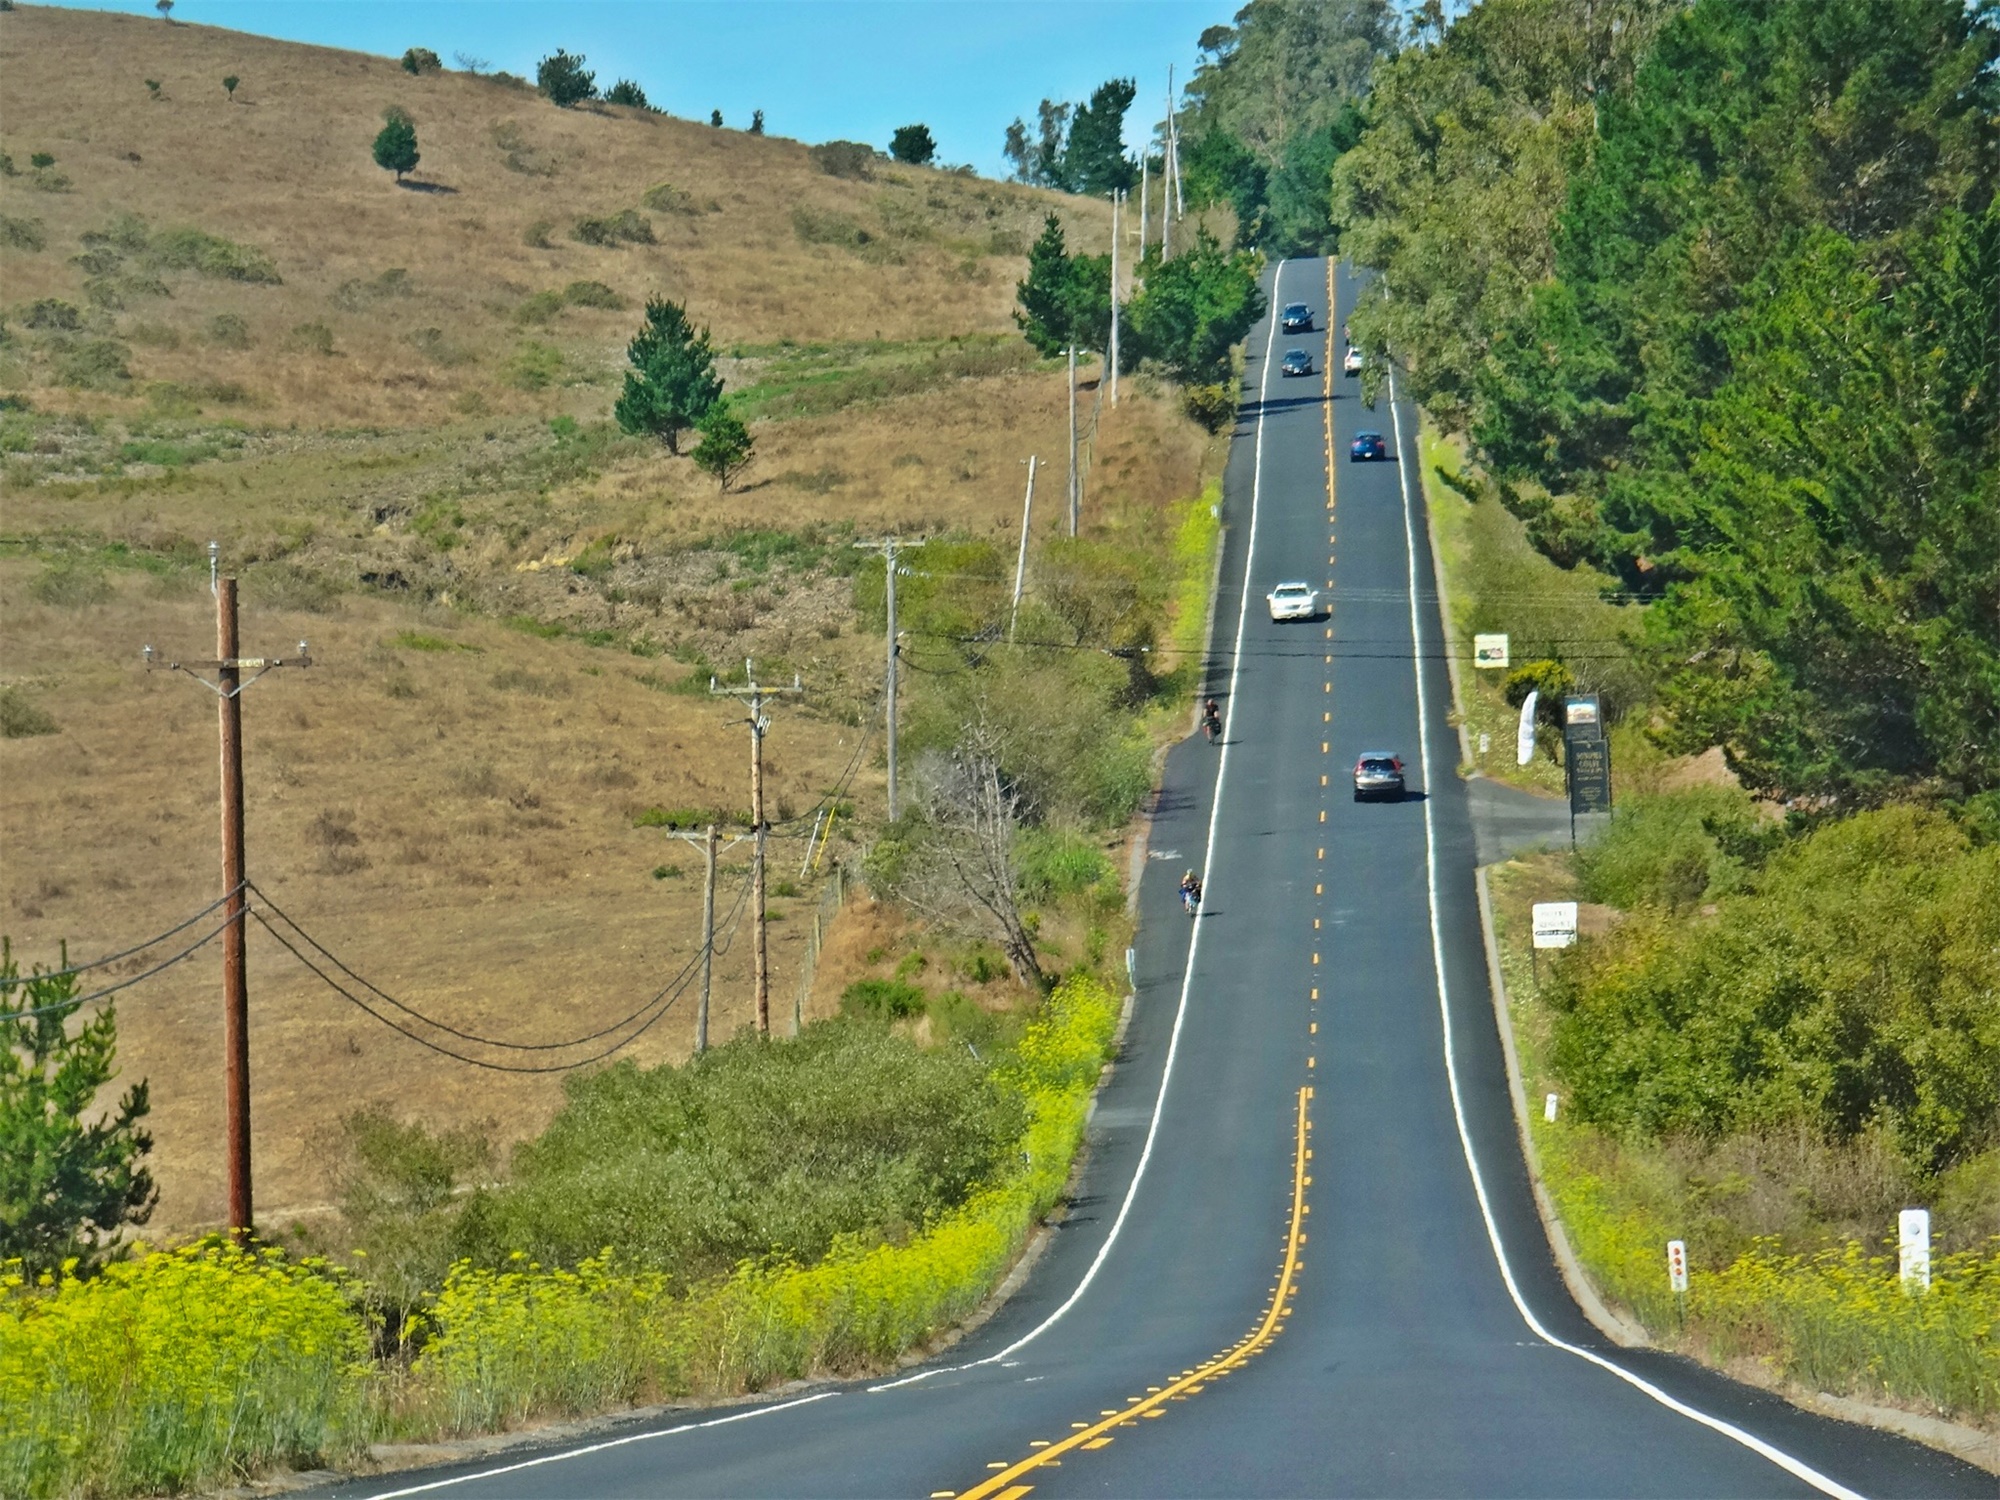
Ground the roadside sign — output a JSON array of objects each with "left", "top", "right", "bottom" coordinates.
[
  {"left": 1531, "top": 902, "right": 1578, "bottom": 949},
  {"left": 1563, "top": 695, "right": 1603, "bottom": 738},
  {"left": 1667, "top": 1239, "right": 1689, "bottom": 1293},
  {"left": 1473, "top": 633, "right": 1509, "bottom": 669},
  {"left": 1567, "top": 738, "right": 1612, "bottom": 816},
  {"left": 1900, "top": 1209, "right": 1931, "bottom": 1291}
]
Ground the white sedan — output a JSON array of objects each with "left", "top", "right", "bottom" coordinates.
[
  {"left": 1342, "top": 345, "right": 1365, "bottom": 375},
  {"left": 1266, "top": 581, "right": 1325, "bottom": 622}
]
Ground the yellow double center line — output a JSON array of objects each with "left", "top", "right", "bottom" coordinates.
[{"left": 953, "top": 1086, "right": 1314, "bottom": 1500}]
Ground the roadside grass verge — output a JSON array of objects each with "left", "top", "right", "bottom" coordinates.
[
  {"left": 1487, "top": 846, "right": 2000, "bottom": 1432},
  {"left": 0, "top": 977, "right": 1124, "bottom": 1497},
  {"left": 1419, "top": 419, "right": 1646, "bottom": 793}
]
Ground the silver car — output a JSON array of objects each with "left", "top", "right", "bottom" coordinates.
[{"left": 1352, "top": 752, "right": 1406, "bottom": 801}]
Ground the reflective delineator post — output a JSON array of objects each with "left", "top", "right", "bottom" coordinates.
[{"left": 1899, "top": 1208, "right": 1931, "bottom": 1292}]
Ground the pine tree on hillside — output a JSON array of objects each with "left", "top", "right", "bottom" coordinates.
[
  {"left": 1, "top": 943, "right": 157, "bottom": 1277},
  {"left": 614, "top": 298, "right": 723, "bottom": 456},
  {"left": 372, "top": 112, "right": 420, "bottom": 182}
]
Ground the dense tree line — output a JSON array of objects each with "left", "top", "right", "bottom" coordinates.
[{"left": 1332, "top": 0, "right": 1998, "bottom": 809}]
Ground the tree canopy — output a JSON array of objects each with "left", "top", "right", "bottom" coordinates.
[
  {"left": 889, "top": 123, "right": 937, "bottom": 166},
  {"left": 1, "top": 946, "right": 157, "bottom": 1276},
  {"left": 1013, "top": 215, "right": 1110, "bottom": 357},
  {"left": 371, "top": 112, "right": 419, "bottom": 182},
  {"left": 1333, "top": 0, "right": 2000, "bottom": 805},
  {"left": 613, "top": 299, "right": 723, "bottom": 456},
  {"left": 536, "top": 49, "right": 596, "bottom": 108}
]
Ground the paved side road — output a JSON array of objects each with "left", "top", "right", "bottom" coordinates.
[{"left": 325, "top": 260, "right": 1987, "bottom": 1500}]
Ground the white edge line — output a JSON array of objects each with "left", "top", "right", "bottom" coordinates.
[
  {"left": 357, "top": 1392, "right": 840, "bottom": 1499},
  {"left": 871, "top": 257, "right": 1293, "bottom": 1393},
  {"left": 1384, "top": 360, "right": 1865, "bottom": 1500}
]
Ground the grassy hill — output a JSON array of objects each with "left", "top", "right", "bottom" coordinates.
[{"left": 0, "top": 4, "right": 1207, "bottom": 1235}]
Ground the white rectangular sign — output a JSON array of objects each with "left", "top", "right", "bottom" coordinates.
[
  {"left": 1473, "top": 633, "right": 1510, "bottom": 669},
  {"left": 1531, "top": 901, "right": 1579, "bottom": 950},
  {"left": 1899, "top": 1208, "right": 1931, "bottom": 1291},
  {"left": 1666, "top": 1239, "right": 1689, "bottom": 1294}
]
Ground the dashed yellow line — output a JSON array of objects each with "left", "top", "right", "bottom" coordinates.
[{"left": 950, "top": 1088, "right": 1315, "bottom": 1500}]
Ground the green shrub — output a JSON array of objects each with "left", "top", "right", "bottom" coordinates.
[
  {"left": 504, "top": 340, "right": 562, "bottom": 390},
  {"left": 205, "top": 312, "right": 251, "bottom": 348},
  {"left": 21, "top": 300, "right": 80, "bottom": 331},
  {"left": 1576, "top": 786, "right": 1778, "bottom": 911},
  {"left": 562, "top": 279, "right": 624, "bottom": 309},
  {"left": 1180, "top": 383, "right": 1233, "bottom": 433},
  {"left": 455, "top": 1021, "right": 1027, "bottom": 1278},
  {"left": 54, "top": 340, "right": 130, "bottom": 389},
  {"left": 0, "top": 216, "right": 44, "bottom": 251},
  {"left": 146, "top": 226, "right": 280, "bottom": 284},
  {"left": 1547, "top": 806, "right": 2000, "bottom": 1173},
  {"left": 572, "top": 210, "right": 653, "bottom": 247},
  {"left": 401, "top": 47, "right": 441, "bottom": 75},
  {"left": 514, "top": 288, "right": 566, "bottom": 325},
  {"left": 0, "top": 687, "right": 57, "bottom": 738},
  {"left": 285, "top": 322, "right": 335, "bottom": 356},
  {"left": 840, "top": 978, "right": 927, "bottom": 1021},
  {"left": 1016, "top": 829, "right": 1115, "bottom": 903},
  {"left": 809, "top": 141, "right": 875, "bottom": 180}
]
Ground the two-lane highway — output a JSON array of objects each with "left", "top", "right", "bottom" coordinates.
[{"left": 337, "top": 261, "right": 1989, "bottom": 1500}]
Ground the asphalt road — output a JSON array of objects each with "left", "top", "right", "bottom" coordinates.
[{"left": 338, "top": 261, "right": 1989, "bottom": 1500}]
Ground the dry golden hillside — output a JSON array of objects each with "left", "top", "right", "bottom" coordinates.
[
  {"left": 0, "top": 3, "right": 1107, "bottom": 425},
  {"left": 0, "top": 5, "right": 1212, "bottom": 1238}
]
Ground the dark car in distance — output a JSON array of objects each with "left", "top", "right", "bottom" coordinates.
[
  {"left": 1353, "top": 752, "right": 1406, "bottom": 801},
  {"left": 1350, "top": 431, "right": 1388, "bottom": 462},
  {"left": 1281, "top": 302, "right": 1314, "bottom": 333},
  {"left": 1281, "top": 347, "right": 1314, "bottom": 378}
]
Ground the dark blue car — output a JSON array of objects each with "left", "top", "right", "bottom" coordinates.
[{"left": 1350, "top": 431, "right": 1388, "bottom": 462}]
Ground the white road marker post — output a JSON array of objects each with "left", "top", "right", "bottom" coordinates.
[
  {"left": 1544, "top": 1092, "right": 1559, "bottom": 1123},
  {"left": 1899, "top": 1208, "right": 1931, "bottom": 1292},
  {"left": 1667, "top": 1238, "right": 1689, "bottom": 1329}
]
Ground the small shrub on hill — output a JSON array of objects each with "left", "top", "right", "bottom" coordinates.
[
  {"left": 285, "top": 322, "right": 335, "bottom": 356},
  {"left": 21, "top": 299, "right": 80, "bottom": 331},
  {"left": 809, "top": 141, "right": 875, "bottom": 180},
  {"left": 572, "top": 209, "right": 653, "bottom": 246},
  {"left": 603, "top": 78, "right": 648, "bottom": 109},
  {"left": 0, "top": 687, "right": 57, "bottom": 738},
  {"left": 205, "top": 312, "right": 251, "bottom": 348},
  {"left": 54, "top": 340, "right": 131, "bottom": 390},
  {"left": 840, "top": 978, "right": 926, "bottom": 1021},
  {"left": 401, "top": 47, "right": 441, "bottom": 75},
  {"left": 889, "top": 124, "right": 936, "bottom": 166},
  {"left": 0, "top": 216, "right": 44, "bottom": 251}
]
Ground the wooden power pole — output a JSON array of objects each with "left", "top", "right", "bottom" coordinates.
[
  {"left": 144, "top": 546, "right": 310, "bottom": 1240},
  {"left": 711, "top": 660, "right": 800, "bottom": 1035},
  {"left": 853, "top": 537, "right": 924, "bottom": 822},
  {"left": 660, "top": 822, "right": 745, "bottom": 1053}
]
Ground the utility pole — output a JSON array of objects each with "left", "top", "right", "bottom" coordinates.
[
  {"left": 1161, "top": 77, "right": 1171, "bottom": 238},
  {"left": 1067, "top": 343, "right": 1080, "bottom": 537},
  {"left": 853, "top": 537, "right": 922, "bottom": 821},
  {"left": 1010, "top": 455, "right": 1036, "bottom": 642},
  {"left": 711, "top": 660, "right": 801, "bottom": 1036},
  {"left": 1139, "top": 155, "right": 1149, "bottom": 260},
  {"left": 144, "top": 543, "right": 310, "bottom": 1242},
  {"left": 661, "top": 822, "right": 745, "bottom": 1053},
  {"left": 1108, "top": 189, "right": 1121, "bottom": 407}
]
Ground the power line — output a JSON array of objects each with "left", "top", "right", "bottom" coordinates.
[
  {"left": 0, "top": 883, "right": 246, "bottom": 981},
  {"left": 252, "top": 867, "right": 756, "bottom": 1073},
  {"left": 1, "top": 911, "right": 241, "bottom": 1019},
  {"left": 247, "top": 874, "right": 747, "bottom": 1054}
]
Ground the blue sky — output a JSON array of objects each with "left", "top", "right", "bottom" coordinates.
[{"left": 38, "top": 1, "right": 1222, "bottom": 176}]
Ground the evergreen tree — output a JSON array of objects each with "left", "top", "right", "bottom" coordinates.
[
  {"left": 604, "top": 78, "right": 649, "bottom": 108},
  {"left": 1, "top": 943, "right": 157, "bottom": 1277},
  {"left": 750, "top": 110, "right": 765, "bottom": 135},
  {"left": 1126, "top": 228, "right": 1266, "bottom": 386},
  {"left": 614, "top": 298, "right": 723, "bottom": 456},
  {"left": 372, "top": 111, "right": 420, "bottom": 182},
  {"left": 536, "top": 49, "right": 596, "bottom": 108},
  {"left": 692, "top": 401, "right": 754, "bottom": 491},
  {"left": 889, "top": 124, "right": 937, "bottom": 165},
  {"left": 1015, "top": 215, "right": 1077, "bottom": 356},
  {"left": 1061, "top": 78, "right": 1137, "bottom": 195}
]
